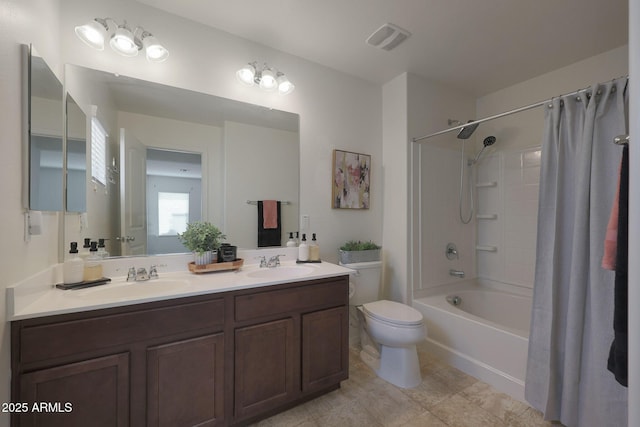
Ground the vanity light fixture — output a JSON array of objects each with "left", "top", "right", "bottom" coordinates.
[
  {"left": 236, "top": 62, "right": 295, "bottom": 95},
  {"left": 75, "top": 18, "right": 169, "bottom": 62}
]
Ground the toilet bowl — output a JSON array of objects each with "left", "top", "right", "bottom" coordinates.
[
  {"left": 359, "top": 300, "right": 425, "bottom": 388},
  {"left": 341, "top": 260, "right": 425, "bottom": 389}
]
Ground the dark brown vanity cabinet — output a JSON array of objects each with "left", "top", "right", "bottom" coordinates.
[{"left": 11, "top": 275, "right": 348, "bottom": 426}]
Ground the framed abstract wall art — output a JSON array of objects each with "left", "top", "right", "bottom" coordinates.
[{"left": 332, "top": 149, "right": 371, "bottom": 209}]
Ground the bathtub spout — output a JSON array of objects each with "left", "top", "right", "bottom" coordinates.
[{"left": 449, "top": 269, "right": 465, "bottom": 278}]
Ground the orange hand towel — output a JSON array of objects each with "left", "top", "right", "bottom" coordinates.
[
  {"left": 602, "top": 159, "right": 622, "bottom": 270},
  {"left": 263, "top": 200, "right": 278, "bottom": 229}
]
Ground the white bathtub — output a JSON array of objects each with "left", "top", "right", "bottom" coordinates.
[{"left": 413, "top": 279, "right": 532, "bottom": 402}]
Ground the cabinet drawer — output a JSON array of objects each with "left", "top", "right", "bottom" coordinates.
[
  {"left": 235, "top": 278, "right": 348, "bottom": 322},
  {"left": 20, "top": 298, "right": 224, "bottom": 364}
]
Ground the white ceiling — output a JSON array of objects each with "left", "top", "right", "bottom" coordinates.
[{"left": 138, "top": 0, "right": 628, "bottom": 96}]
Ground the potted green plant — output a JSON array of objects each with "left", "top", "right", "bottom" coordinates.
[
  {"left": 338, "top": 240, "right": 381, "bottom": 264},
  {"left": 178, "top": 221, "right": 226, "bottom": 265}
]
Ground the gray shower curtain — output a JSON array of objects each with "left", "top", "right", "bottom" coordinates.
[{"left": 525, "top": 77, "right": 628, "bottom": 427}]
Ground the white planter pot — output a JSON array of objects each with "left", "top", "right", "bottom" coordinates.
[
  {"left": 194, "top": 250, "right": 216, "bottom": 265},
  {"left": 338, "top": 249, "right": 381, "bottom": 264}
]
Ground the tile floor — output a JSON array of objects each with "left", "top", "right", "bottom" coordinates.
[{"left": 252, "top": 343, "right": 559, "bottom": 427}]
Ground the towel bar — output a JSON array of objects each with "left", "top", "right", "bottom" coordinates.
[{"left": 247, "top": 200, "right": 291, "bottom": 205}]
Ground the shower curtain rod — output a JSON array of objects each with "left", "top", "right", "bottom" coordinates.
[{"left": 412, "top": 76, "right": 629, "bottom": 143}]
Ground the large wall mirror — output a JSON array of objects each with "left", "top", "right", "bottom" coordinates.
[
  {"left": 63, "top": 64, "right": 299, "bottom": 257},
  {"left": 23, "top": 45, "right": 64, "bottom": 211}
]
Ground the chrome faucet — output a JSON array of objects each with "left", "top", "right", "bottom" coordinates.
[
  {"left": 449, "top": 269, "right": 465, "bottom": 278},
  {"left": 127, "top": 266, "right": 158, "bottom": 281},
  {"left": 267, "top": 254, "right": 285, "bottom": 268},
  {"left": 256, "top": 256, "right": 268, "bottom": 268},
  {"left": 149, "top": 265, "right": 159, "bottom": 279},
  {"left": 136, "top": 267, "right": 150, "bottom": 281}
]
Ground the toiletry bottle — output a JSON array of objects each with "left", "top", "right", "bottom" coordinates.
[
  {"left": 298, "top": 234, "right": 309, "bottom": 261},
  {"left": 80, "top": 237, "right": 92, "bottom": 260},
  {"left": 286, "top": 232, "right": 297, "bottom": 247},
  {"left": 295, "top": 231, "right": 300, "bottom": 246},
  {"left": 309, "top": 233, "right": 320, "bottom": 261},
  {"left": 97, "top": 238, "right": 109, "bottom": 259},
  {"left": 63, "top": 242, "right": 85, "bottom": 284},
  {"left": 83, "top": 241, "right": 103, "bottom": 281}
]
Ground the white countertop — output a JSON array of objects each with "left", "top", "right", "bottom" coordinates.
[{"left": 7, "top": 249, "right": 354, "bottom": 321}]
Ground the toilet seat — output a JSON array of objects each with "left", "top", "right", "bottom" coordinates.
[{"left": 362, "top": 300, "right": 423, "bottom": 326}]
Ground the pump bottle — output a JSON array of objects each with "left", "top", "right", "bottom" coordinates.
[
  {"left": 63, "top": 242, "right": 84, "bottom": 284},
  {"left": 83, "top": 241, "right": 104, "bottom": 281},
  {"left": 298, "top": 234, "right": 309, "bottom": 261},
  {"left": 309, "top": 233, "right": 320, "bottom": 261}
]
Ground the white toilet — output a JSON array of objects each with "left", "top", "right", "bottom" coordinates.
[{"left": 342, "top": 260, "right": 425, "bottom": 388}]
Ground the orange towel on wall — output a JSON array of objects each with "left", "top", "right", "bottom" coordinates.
[{"left": 263, "top": 200, "right": 278, "bottom": 229}]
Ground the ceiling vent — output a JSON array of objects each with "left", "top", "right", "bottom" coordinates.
[{"left": 366, "top": 23, "right": 411, "bottom": 51}]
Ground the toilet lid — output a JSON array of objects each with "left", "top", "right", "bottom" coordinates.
[{"left": 362, "top": 300, "right": 423, "bottom": 326}]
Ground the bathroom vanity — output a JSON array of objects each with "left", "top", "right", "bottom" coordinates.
[{"left": 9, "top": 260, "right": 350, "bottom": 426}]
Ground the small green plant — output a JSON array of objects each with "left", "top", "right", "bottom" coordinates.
[
  {"left": 339, "top": 240, "right": 381, "bottom": 251},
  {"left": 178, "top": 221, "right": 226, "bottom": 255}
]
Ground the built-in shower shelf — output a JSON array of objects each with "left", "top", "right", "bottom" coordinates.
[
  {"left": 476, "top": 245, "right": 498, "bottom": 252},
  {"left": 476, "top": 181, "right": 498, "bottom": 188},
  {"left": 476, "top": 214, "right": 498, "bottom": 220}
]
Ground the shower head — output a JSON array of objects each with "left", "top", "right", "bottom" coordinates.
[
  {"left": 472, "top": 135, "right": 497, "bottom": 163},
  {"left": 457, "top": 120, "right": 479, "bottom": 139},
  {"left": 483, "top": 135, "right": 496, "bottom": 147}
]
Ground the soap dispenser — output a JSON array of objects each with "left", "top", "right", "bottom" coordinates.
[
  {"left": 97, "top": 238, "right": 110, "bottom": 259},
  {"left": 63, "top": 242, "right": 84, "bottom": 284},
  {"left": 298, "top": 234, "right": 309, "bottom": 261},
  {"left": 309, "top": 233, "right": 320, "bottom": 261},
  {"left": 80, "top": 237, "right": 92, "bottom": 260},
  {"left": 83, "top": 241, "right": 103, "bottom": 281},
  {"left": 286, "top": 232, "right": 297, "bottom": 247}
]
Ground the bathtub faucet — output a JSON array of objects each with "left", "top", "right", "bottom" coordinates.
[{"left": 449, "top": 269, "right": 465, "bottom": 278}]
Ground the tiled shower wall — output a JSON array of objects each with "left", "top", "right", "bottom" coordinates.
[{"left": 476, "top": 147, "right": 541, "bottom": 288}]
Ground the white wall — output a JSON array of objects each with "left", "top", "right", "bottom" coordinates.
[
  {"left": 224, "top": 121, "right": 298, "bottom": 249},
  {"left": 0, "top": 1, "right": 61, "bottom": 424},
  {"left": 382, "top": 73, "right": 409, "bottom": 302}
]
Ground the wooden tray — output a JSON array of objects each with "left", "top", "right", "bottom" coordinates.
[{"left": 188, "top": 258, "right": 244, "bottom": 274}]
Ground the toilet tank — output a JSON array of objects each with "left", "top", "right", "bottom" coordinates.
[{"left": 340, "top": 261, "right": 382, "bottom": 305}]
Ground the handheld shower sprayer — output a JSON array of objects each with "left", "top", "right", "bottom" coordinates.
[
  {"left": 472, "top": 135, "right": 497, "bottom": 164},
  {"left": 458, "top": 134, "right": 497, "bottom": 224}
]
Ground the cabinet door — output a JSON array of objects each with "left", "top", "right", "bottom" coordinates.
[
  {"left": 234, "top": 318, "right": 296, "bottom": 421},
  {"left": 19, "top": 353, "right": 130, "bottom": 427},
  {"left": 302, "top": 306, "right": 349, "bottom": 393},
  {"left": 147, "top": 334, "right": 225, "bottom": 427}
]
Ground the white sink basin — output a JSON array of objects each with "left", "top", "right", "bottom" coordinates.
[
  {"left": 244, "top": 265, "right": 316, "bottom": 280},
  {"left": 71, "top": 279, "right": 191, "bottom": 301}
]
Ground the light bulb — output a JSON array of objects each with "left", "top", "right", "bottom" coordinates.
[
  {"left": 259, "top": 68, "right": 277, "bottom": 90},
  {"left": 75, "top": 19, "right": 108, "bottom": 50},
  {"left": 110, "top": 26, "right": 139, "bottom": 57},
  {"left": 142, "top": 35, "right": 169, "bottom": 62},
  {"left": 277, "top": 74, "right": 295, "bottom": 95},
  {"left": 236, "top": 63, "right": 256, "bottom": 86}
]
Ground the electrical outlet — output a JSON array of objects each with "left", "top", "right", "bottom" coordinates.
[{"left": 301, "top": 214, "right": 310, "bottom": 230}]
